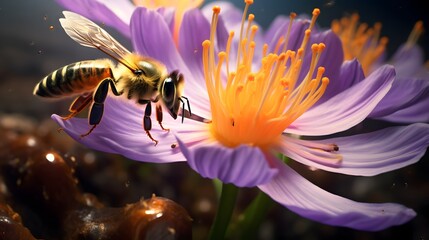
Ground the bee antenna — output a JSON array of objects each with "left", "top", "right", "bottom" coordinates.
[
  {"left": 182, "top": 96, "right": 191, "bottom": 116},
  {"left": 179, "top": 97, "right": 185, "bottom": 123},
  {"left": 178, "top": 96, "right": 191, "bottom": 123}
]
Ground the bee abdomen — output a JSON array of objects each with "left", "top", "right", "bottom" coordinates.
[{"left": 34, "top": 60, "right": 113, "bottom": 98}]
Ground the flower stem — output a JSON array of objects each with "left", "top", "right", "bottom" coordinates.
[
  {"left": 229, "top": 190, "right": 274, "bottom": 239},
  {"left": 228, "top": 154, "right": 287, "bottom": 239},
  {"left": 208, "top": 183, "right": 239, "bottom": 240}
]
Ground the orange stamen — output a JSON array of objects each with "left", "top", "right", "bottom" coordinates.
[{"left": 202, "top": 4, "right": 330, "bottom": 149}]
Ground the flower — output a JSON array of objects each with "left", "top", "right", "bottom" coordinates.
[
  {"left": 331, "top": 14, "right": 429, "bottom": 123},
  {"left": 332, "top": 15, "right": 427, "bottom": 78},
  {"left": 52, "top": 1, "right": 429, "bottom": 230}
]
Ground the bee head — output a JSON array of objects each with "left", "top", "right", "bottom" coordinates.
[
  {"left": 136, "top": 60, "right": 158, "bottom": 77},
  {"left": 160, "top": 70, "right": 184, "bottom": 119}
]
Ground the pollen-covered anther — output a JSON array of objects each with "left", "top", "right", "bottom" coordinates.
[
  {"left": 247, "top": 73, "right": 255, "bottom": 81},
  {"left": 244, "top": 0, "right": 254, "bottom": 4},
  {"left": 248, "top": 14, "right": 255, "bottom": 21},
  {"left": 318, "top": 43, "right": 326, "bottom": 52},
  {"left": 407, "top": 20, "right": 424, "bottom": 46},
  {"left": 212, "top": 6, "right": 221, "bottom": 14},
  {"left": 312, "top": 8, "right": 320, "bottom": 16}
]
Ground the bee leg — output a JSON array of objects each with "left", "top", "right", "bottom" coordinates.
[
  {"left": 144, "top": 103, "right": 158, "bottom": 146},
  {"left": 80, "top": 78, "right": 116, "bottom": 138},
  {"left": 62, "top": 94, "right": 93, "bottom": 120},
  {"left": 156, "top": 104, "right": 169, "bottom": 132}
]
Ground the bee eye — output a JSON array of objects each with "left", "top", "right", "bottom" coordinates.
[
  {"left": 162, "top": 78, "right": 176, "bottom": 105},
  {"left": 138, "top": 61, "right": 156, "bottom": 77}
]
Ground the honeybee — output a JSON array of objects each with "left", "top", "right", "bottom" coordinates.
[{"left": 33, "top": 11, "right": 191, "bottom": 145}]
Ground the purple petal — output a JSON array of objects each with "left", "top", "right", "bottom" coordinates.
[
  {"left": 258, "top": 161, "right": 416, "bottom": 231},
  {"left": 371, "top": 77, "right": 429, "bottom": 122},
  {"left": 130, "top": 7, "right": 212, "bottom": 119},
  {"left": 202, "top": 1, "right": 263, "bottom": 61},
  {"left": 282, "top": 123, "right": 429, "bottom": 176},
  {"left": 156, "top": 7, "right": 175, "bottom": 34},
  {"left": 176, "top": 138, "right": 278, "bottom": 187},
  {"left": 265, "top": 16, "right": 308, "bottom": 54},
  {"left": 301, "top": 30, "right": 342, "bottom": 104},
  {"left": 380, "top": 97, "right": 429, "bottom": 123},
  {"left": 130, "top": 7, "right": 181, "bottom": 68},
  {"left": 287, "top": 65, "right": 395, "bottom": 136},
  {"left": 320, "top": 59, "right": 365, "bottom": 102},
  {"left": 179, "top": 8, "right": 210, "bottom": 91},
  {"left": 51, "top": 96, "right": 187, "bottom": 163},
  {"left": 390, "top": 44, "right": 424, "bottom": 78},
  {"left": 202, "top": 1, "right": 242, "bottom": 31},
  {"left": 56, "top": 0, "right": 134, "bottom": 37}
]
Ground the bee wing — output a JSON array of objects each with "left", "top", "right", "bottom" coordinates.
[{"left": 60, "top": 11, "right": 137, "bottom": 69}]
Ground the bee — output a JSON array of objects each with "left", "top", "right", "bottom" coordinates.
[{"left": 33, "top": 11, "right": 191, "bottom": 145}]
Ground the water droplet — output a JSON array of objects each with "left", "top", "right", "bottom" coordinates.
[
  {"left": 29, "top": 41, "right": 35, "bottom": 46},
  {"left": 83, "top": 152, "right": 96, "bottom": 164},
  {"left": 49, "top": 25, "right": 54, "bottom": 30},
  {"left": 404, "top": 182, "right": 408, "bottom": 189},
  {"left": 43, "top": 15, "right": 48, "bottom": 21},
  {"left": 46, "top": 153, "right": 55, "bottom": 162},
  {"left": 197, "top": 199, "right": 212, "bottom": 213},
  {"left": 26, "top": 137, "right": 36, "bottom": 147},
  {"left": 38, "top": 50, "right": 43, "bottom": 54}
]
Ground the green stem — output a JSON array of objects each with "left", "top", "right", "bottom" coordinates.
[
  {"left": 208, "top": 183, "right": 239, "bottom": 240},
  {"left": 229, "top": 154, "right": 287, "bottom": 239},
  {"left": 230, "top": 190, "right": 274, "bottom": 240}
]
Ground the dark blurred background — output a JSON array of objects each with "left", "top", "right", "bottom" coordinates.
[{"left": 0, "top": 0, "right": 428, "bottom": 240}]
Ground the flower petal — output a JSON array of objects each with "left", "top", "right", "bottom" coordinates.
[
  {"left": 130, "top": 7, "right": 181, "bottom": 69},
  {"left": 176, "top": 138, "right": 278, "bottom": 187},
  {"left": 265, "top": 16, "right": 308, "bottom": 53},
  {"left": 320, "top": 59, "right": 365, "bottom": 102},
  {"left": 282, "top": 123, "right": 429, "bottom": 176},
  {"left": 56, "top": 0, "right": 134, "bottom": 37},
  {"left": 370, "top": 77, "right": 429, "bottom": 122},
  {"left": 287, "top": 65, "right": 395, "bottom": 136},
  {"left": 390, "top": 44, "right": 424, "bottom": 78},
  {"left": 300, "top": 31, "right": 343, "bottom": 87},
  {"left": 258, "top": 161, "right": 416, "bottom": 231},
  {"left": 381, "top": 99, "right": 429, "bottom": 123},
  {"left": 130, "top": 7, "right": 212, "bottom": 119},
  {"left": 179, "top": 8, "right": 210, "bottom": 91},
  {"left": 202, "top": 1, "right": 263, "bottom": 61},
  {"left": 51, "top": 96, "right": 186, "bottom": 163}
]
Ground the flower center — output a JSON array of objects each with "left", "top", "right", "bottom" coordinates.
[
  {"left": 202, "top": 1, "right": 329, "bottom": 150},
  {"left": 133, "top": 0, "right": 204, "bottom": 44}
]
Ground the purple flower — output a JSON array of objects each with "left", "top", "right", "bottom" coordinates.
[
  {"left": 332, "top": 15, "right": 429, "bottom": 122},
  {"left": 52, "top": 0, "right": 429, "bottom": 231}
]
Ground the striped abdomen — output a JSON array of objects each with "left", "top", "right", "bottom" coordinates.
[{"left": 34, "top": 59, "right": 114, "bottom": 98}]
